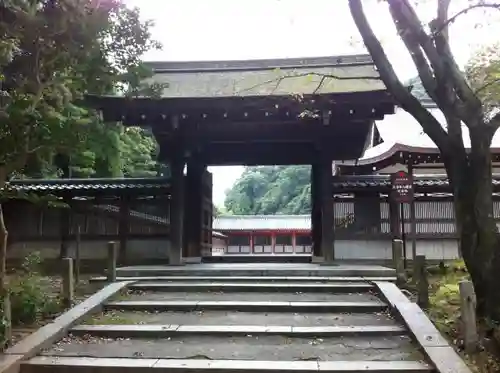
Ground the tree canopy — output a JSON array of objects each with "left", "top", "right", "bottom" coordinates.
[
  {"left": 0, "top": 0, "right": 161, "bottom": 183},
  {"left": 0, "top": 0, "right": 161, "bottom": 343},
  {"left": 224, "top": 166, "right": 311, "bottom": 215}
]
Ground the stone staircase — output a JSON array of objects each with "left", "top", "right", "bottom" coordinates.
[{"left": 13, "top": 264, "right": 470, "bottom": 373}]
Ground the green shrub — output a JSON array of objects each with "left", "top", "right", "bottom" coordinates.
[{"left": 9, "top": 252, "right": 62, "bottom": 325}]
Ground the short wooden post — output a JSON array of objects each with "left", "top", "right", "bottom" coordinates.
[
  {"left": 61, "top": 257, "right": 74, "bottom": 308},
  {"left": 392, "top": 239, "right": 405, "bottom": 284},
  {"left": 74, "top": 225, "right": 81, "bottom": 285},
  {"left": 459, "top": 280, "right": 478, "bottom": 353},
  {"left": 2, "top": 294, "right": 12, "bottom": 346},
  {"left": 107, "top": 241, "right": 117, "bottom": 282},
  {"left": 414, "top": 255, "right": 429, "bottom": 308}
]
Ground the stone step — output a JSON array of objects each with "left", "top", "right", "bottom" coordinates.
[
  {"left": 104, "top": 300, "right": 388, "bottom": 313},
  {"left": 36, "top": 333, "right": 425, "bottom": 362},
  {"left": 128, "top": 282, "right": 375, "bottom": 293},
  {"left": 85, "top": 310, "right": 399, "bottom": 328},
  {"left": 122, "top": 291, "right": 382, "bottom": 304},
  {"left": 69, "top": 324, "right": 407, "bottom": 338},
  {"left": 22, "top": 357, "right": 433, "bottom": 373},
  {"left": 91, "top": 275, "right": 397, "bottom": 283},
  {"left": 114, "top": 264, "right": 396, "bottom": 278}
]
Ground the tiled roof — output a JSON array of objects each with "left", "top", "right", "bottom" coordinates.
[
  {"left": 338, "top": 105, "right": 500, "bottom": 167},
  {"left": 213, "top": 215, "right": 311, "bottom": 231},
  {"left": 5, "top": 178, "right": 170, "bottom": 194},
  {"left": 333, "top": 174, "right": 500, "bottom": 190},
  {"left": 145, "top": 55, "right": 386, "bottom": 98}
]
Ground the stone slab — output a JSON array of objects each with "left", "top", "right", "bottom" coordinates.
[
  {"left": 311, "top": 256, "right": 325, "bottom": 264},
  {"left": 374, "top": 281, "right": 472, "bottom": 373},
  {"left": 0, "top": 354, "right": 25, "bottom": 373},
  {"left": 182, "top": 257, "right": 202, "bottom": 264},
  {"left": 91, "top": 276, "right": 397, "bottom": 283},
  {"left": 70, "top": 324, "right": 406, "bottom": 338},
  {"left": 22, "top": 357, "right": 432, "bottom": 373},
  {"left": 397, "top": 303, "right": 449, "bottom": 347},
  {"left": 22, "top": 356, "right": 158, "bottom": 373},
  {"left": 128, "top": 282, "right": 375, "bottom": 293},
  {"left": 373, "top": 282, "right": 411, "bottom": 306},
  {"left": 6, "top": 281, "right": 133, "bottom": 357},
  {"left": 104, "top": 300, "right": 387, "bottom": 313},
  {"left": 423, "top": 346, "right": 472, "bottom": 373},
  {"left": 86, "top": 310, "right": 400, "bottom": 327},
  {"left": 125, "top": 291, "right": 382, "bottom": 303},
  {"left": 40, "top": 334, "right": 423, "bottom": 361},
  {"left": 115, "top": 263, "right": 396, "bottom": 278},
  {"left": 290, "top": 325, "right": 406, "bottom": 336}
]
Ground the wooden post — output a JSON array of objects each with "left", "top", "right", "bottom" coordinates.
[
  {"left": 414, "top": 255, "right": 429, "bottom": 308},
  {"left": 169, "top": 153, "right": 184, "bottom": 265},
  {"left": 61, "top": 257, "right": 74, "bottom": 308},
  {"left": 185, "top": 158, "right": 204, "bottom": 260},
  {"left": 107, "top": 241, "right": 117, "bottom": 282},
  {"left": 74, "top": 225, "right": 81, "bottom": 285},
  {"left": 311, "top": 162, "right": 322, "bottom": 259},
  {"left": 408, "top": 164, "right": 417, "bottom": 264},
  {"left": 118, "top": 196, "right": 130, "bottom": 265},
  {"left": 59, "top": 206, "right": 70, "bottom": 259},
  {"left": 320, "top": 158, "right": 334, "bottom": 263},
  {"left": 392, "top": 239, "right": 405, "bottom": 284},
  {"left": 0, "top": 219, "right": 12, "bottom": 346},
  {"left": 459, "top": 280, "right": 478, "bottom": 353}
]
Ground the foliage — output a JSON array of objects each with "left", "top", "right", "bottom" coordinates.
[
  {"left": 224, "top": 166, "right": 311, "bottom": 215},
  {"left": 466, "top": 43, "right": 500, "bottom": 116},
  {"left": 0, "top": 0, "right": 161, "bottom": 183},
  {"left": 8, "top": 252, "right": 62, "bottom": 326},
  {"left": 0, "top": 0, "right": 161, "bottom": 345},
  {"left": 421, "top": 260, "right": 500, "bottom": 373}
]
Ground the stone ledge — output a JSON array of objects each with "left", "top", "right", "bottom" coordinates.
[
  {"left": 0, "top": 354, "right": 25, "bottom": 373},
  {"left": 22, "top": 357, "right": 432, "bottom": 373},
  {"left": 128, "top": 282, "right": 375, "bottom": 293},
  {"left": 5, "top": 281, "right": 133, "bottom": 358},
  {"left": 69, "top": 324, "right": 406, "bottom": 338},
  {"left": 182, "top": 257, "right": 202, "bottom": 264},
  {"left": 374, "top": 281, "right": 472, "bottom": 373},
  {"left": 104, "top": 300, "right": 388, "bottom": 313},
  {"left": 91, "top": 275, "right": 397, "bottom": 283}
]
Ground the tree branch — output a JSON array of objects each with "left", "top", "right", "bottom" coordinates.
[
  {"left": 475, "top": 78, "right": 500, "bottom": 95},
  {"left": 348, "top": 0, "right": 450, "bottom": 152},
  {"left": 238, "top": 71, "right": 381, "bottom": 95},
  {"left": 387, "top": 0, "right": 446, "bottom": 82},
  {"left": 431, "top": 0, "right": 483, "bottom": 122},
  {"left": 386, "top": 2, "right": 439, "bottom": 104},
  {"left": 432, "top": 2, "right": 500, "bottom": 38}
]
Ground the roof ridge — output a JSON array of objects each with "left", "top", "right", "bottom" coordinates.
[{"left": 145, "top": 54, "right": 374, "bottom": 73}]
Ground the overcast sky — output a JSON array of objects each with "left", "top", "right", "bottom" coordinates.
[{"left": 124, "top": 0, "right": 499, "bottom": 207}]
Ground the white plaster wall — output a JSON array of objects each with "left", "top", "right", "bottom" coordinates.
[
  {"left": 8, "top": 239, "right": 171, "bottom": 260},
  {"left": 335, "top": 239, "right": 460, "bottom": 260}
]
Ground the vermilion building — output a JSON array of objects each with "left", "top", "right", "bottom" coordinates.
[{"left": 212, "top": 215, "right": 312, "bottom": 256}]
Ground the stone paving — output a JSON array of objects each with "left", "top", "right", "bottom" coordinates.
[
  {"left": 123, "top": 291, "right": 383, "bottom": 303},
  {"left": 17, "top": 264, "right": 451, "bottom": 373},
  {"left": 83, "top": 309, "right": 399, "bottom": 327},
  {"left": 43, "top": 334, "right": 420, "bottom": 361}
]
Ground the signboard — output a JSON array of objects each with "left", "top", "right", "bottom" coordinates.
[{"left": 390, "top": 171, "right": 414, "bottom": 203}]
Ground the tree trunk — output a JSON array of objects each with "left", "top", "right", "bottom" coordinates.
[
  {"left": 0, "top": 168, "right": 11, "bottom": 346},
  {"left": 446, "top": 129, "right": 500, "bottom": 320}
]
